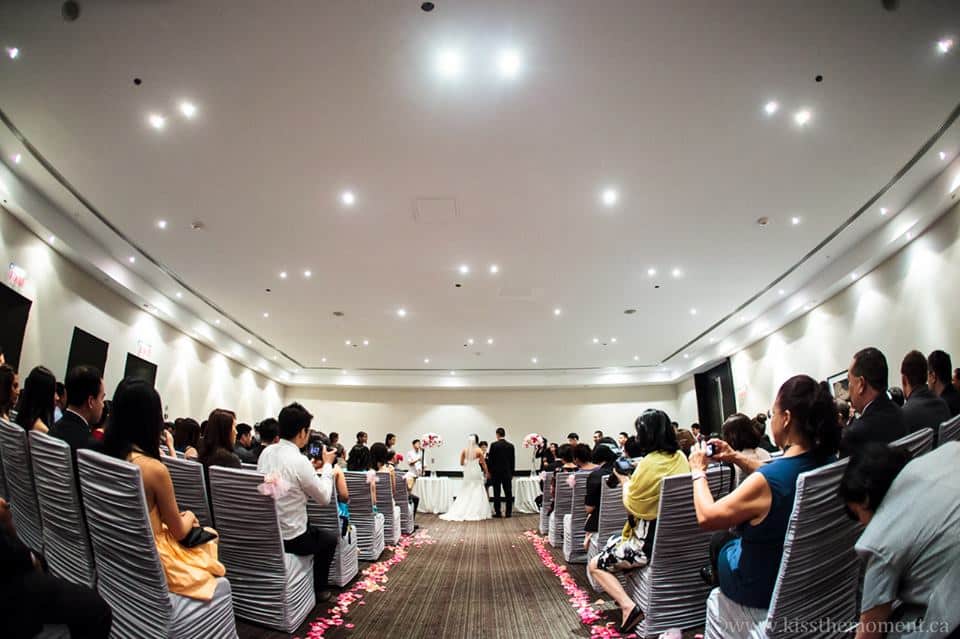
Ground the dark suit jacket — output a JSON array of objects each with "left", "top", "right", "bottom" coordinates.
[
  {"left": 840, "top": 394, "right": 907, "bottom": 457},
  {"left": 902, "top": 386, "right": 951, "bottom": 434},
  {"left": 49, "top": 409, "right": 98, "bottom": 453},
  {"left": 487, "top": 439, "right": 515, "bottom": 479},
  {"left": 940, "top": 384, "right": 960, "bottom": 418}
]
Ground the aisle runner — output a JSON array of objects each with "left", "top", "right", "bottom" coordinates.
[
  {"left": 300, "top": 530, "right": 437, "bottom": 639},
  {"left": 523, "top": 530, "right": 635, "bottom": 639}
]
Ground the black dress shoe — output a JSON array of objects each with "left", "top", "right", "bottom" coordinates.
[
  {"left": 620, "top": 605, "right": 644, "bottom": 634},
  {"left": 505, "top": 513, "right": 512, "bottom": 518},
  {"left": 317, "top": 590, "right": 333, "bottom": 603},
  {"left": 492, "top": 513, "right": 503, "bottom": 518}
]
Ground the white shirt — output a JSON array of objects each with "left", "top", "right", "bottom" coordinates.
[
  {"left": 257, "top": 439, "right": 334, "bottom": 540},
  {"left": 405, "top": 448, "right": 423, "bottom": 478}
]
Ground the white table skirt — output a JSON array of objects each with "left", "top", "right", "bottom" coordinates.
[{"left": 411, "top": 475, "right": 542, "bottom": 514}]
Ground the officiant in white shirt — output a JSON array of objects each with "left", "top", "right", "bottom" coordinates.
[{"left": 404, "top": 438, "right": 423, "bottom": 517}]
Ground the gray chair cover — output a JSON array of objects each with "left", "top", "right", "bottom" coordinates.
[
  {"left": 0, "top": 418, "right": 44, "bottom": 552},
  {"left": 240, "top": 462, "right": 258, "bottom": 470},
  {"left": 207, "top": 466, "right": 314, "bottom": 633},
  {"left": 344, "top": 472, "right": 385, "bottom": 560},
  {"left": 375, "top": 472, "right": 402, "bottom": 546},
  {"left": 562, "top": 471, "right": 591, "bottom": 563},
  {"left": 160, "top": 456, "right": 214, "bottom": 528},
  {"left": 586, "top": 476, "right": 623, "bottom": 592},
  {"left": 393, "top": 473, "right": 415, "bottom": 534},
  {"left": 306, "top": 490, "right": 360, "bottom": 587},
  {"left": 936, "top": 414, "right": 960, "bottom": 447},
  {"left": 538, "top": 471, "right": 554, "bottom": 535},
  {"left": 29, "top": 431, "right": 96, "bottom": 587},
  {"left": 0, "top": 443, "right": 7, "bottom": 500},
  {"left": 548, "top": 471, "right": 575, "bottom": 548},
  {"left": 77, "top": 449, "right": 237, "bottom": 639},
  {"left": 626, "top": 464, "right": 734, "bottom": 638},
  {"left": 889, "top": 428, "right": 933, "bottom": 459}
]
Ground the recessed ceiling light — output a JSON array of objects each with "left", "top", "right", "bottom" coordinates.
[
  {"left": 496, "top": 49, "right": 522, "bottom": 78},
  {"left": 272, "top": 355, "right": 278, "bottom": 360},
  {"left": 850, "top": 272, "right": 859, "bottom": 281},
  {"left": 47, "top": 235, "right": 55, "bottom": 244},
  {"left": 553, "top": 307, "right": 562, "bottom": 316},
  {"left": 436, "top": 48, "right": 464, "bottom": 78},
  {"left": 179, "top": 101, "right": 197, "bottom": 119},
  {"left": 157, "top": 219, "right": 167, "bottom": 229},
  {"left": 279, "top": 271, "right": 287, "bottom": 279},
  {"left": 489, "top": 264, "right": 499, "bottom": 274},
  {"left": 531, "top": 356, "right": 538, "bottom": 364},
  {"left": 601, "top": 187, "right": 619, "bottom": 207},
  {"left": 363, "top": 339, "right": 369, "bottom": 346},
  {"left": 148, "top": 113, "right": 166, "bottom": 130},
  {"left": 7, "top": 47, "right": 19, "bottom": 60},
  {"left": 906, "top": 231, "right": 913, "bottom": 240},
  {"left": 610, "top": 337, "right": 617, "bottom": 343},
  {"left": 778, "top": 289, "right": 785, "bottom": 296},
  {"left": 12, "top": 153, "right": 22, "bottom": 164},
  {"left": 683, "top": 353, "right": 690, "bottom": 359},
  {"left": 764, "top": 100, "right": 779, "bottom": 115},
  {"left": 633, "top": 355, "right": 639, "bottom": 361},
  {"left": 321, "top": 357, "right": 327, "bottom": 363},
  {"left": 342, "top": 369, "right": 348, "bottom": 375},
  {"left": 671, "top": 268, "right": 683, "bottom": 278},
  {"left": 396, "top": 308, "right": 407, "bottom": 318},
  {"left": 214, "top": 319, "right": 221, "bottom": 325},
  {"left": 127, "top": 256, "right": 136, "bottom": 263},
  {"left": 709, "top": 337, "right": 719, "bottom": 344},
  {"left": 449, "top": 370, "right": 456, "bottom": 375},
  {"left": 345, "top": 339, "right": 352, "bottom": 345},
  {"left": 592, "top": 337, "right": 599, "bottom": 344},
  {"left": 690, "top": 308, "right": 698, "bottom": 316},
  {"left": 467, "top": 338, "right": 475, "bottom": 345},
  {"left": 246, "top": 339, "right": 252, "bottom": 345},
  {"left": 175, "top": 291, "right": 183, "bottom": 299},
  {"left": 937, "top": 38, "right": 954, "bottom": 54},
  {"left": 263, "top": 312, "right": 270, "bottom": 318},
  {"left": 303, "top": 270, "right": 312, "bottom": 278},
  {"left": 939, "top": 151, "right": 948, "bottom": 161},
  {"left": 793, "top": 109, "right": 812, "bottom": 126},
  {"left": 486, "top": 338, "right": 494, "bottom": 345},
  {"left": 340, "top": 190, "right": 356, "bottom": 206},
  {"left": 647, "top": 268, "right": 657, "bottom": 277},
  {"left": 880, "top": 207, "right": 888, "bottom": 216},
  {"left": 791, "top": 216, "right": 801, "bottom": 225},
  {"left": 424, "top": 358, "right": 430, "bottom": 364},
  {"left": 458, "top": 264, "right": 470, "bottom": 275}
]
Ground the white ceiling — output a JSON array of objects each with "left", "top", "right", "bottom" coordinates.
[{"left": 1, "top": 0, "right": 960, "bottom": 386}]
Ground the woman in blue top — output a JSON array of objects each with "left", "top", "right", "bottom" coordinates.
[{"left": 689, "top": 375, "right": 840, "bottom": 638}]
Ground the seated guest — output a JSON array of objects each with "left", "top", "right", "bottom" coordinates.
[
  {"left": 54, "top": 381, "right": 65, "bottom": 424},
  {"left": 696, "top": 375, "right": 839, "bottom": 637},
  {"left": 583, "top": 439, "right": 618, "bottom": 551},
  {"left": 721, "top": 413, "right": 771, "bottom": 482},
  {"left": 173, "top": 417, "right": 201, "bottom": 459},
  {"left": 252, "top": 418, "right": 280, "bottom": 461},
  {"left": 329, "top": 431, "right": 345, "bottom": 464},
  {"left": 753, "top": 413, "right": 779, "bottom": 453},
  {"left": 0, "top": 364, "right": 19, "bottom": 421},
  {"left": 691, "top": 423, "right": 701, "bottom": 440},
  {"left": 197, "top": 409, "right": 242, "bottom": 469},
  {"left": 592, "top": 430, "right": 604, "bottom": 447},
  {"left": 841, "top": 347, "right": 906, "bottom": 457},
  {"left": 677, "top": 429, "right": 696, "bottom": 457},
  {"left": 567, "top": 432, "right": 580, "bottom": 446},
  {"left": 370, "top": 442, "right": 395, "bottom": 505},
  {"left": 0, "top": 497, "right": 112, "bottom": 638},
  {"left": 954, "top": 367, "right": 960, "bottom": 393},
  {"left": 49, "top": 365, "right": 105, "bottom": 454},
  {"left": 556, "top": 443, "right": 578, "bottom": 471},
  {"left": 840, "top": 442, "right": 960, "bottom": 638},
  {"left": 835, "top": 398, "right": 852, "bottom": 429},
  {"left": 347, "top": 431, "right": 371, "bottom": 471},
  {"left": 384, "top": 432, "right": 397, "bottom": 457},
  {"left": 617, "top": 432, "right": 629, "bottom": 449},
  {"left": 887, "top": 387, "right": 905, "bottom": 407},
  {"left": 233, "top": 422, "right": 256, "bottom": 463},
  {"left": 587, "top": 409, "right": 691, "bottom": 633},
  {"left": 928, "top": 350, "right": 960, "bottom": 417},
  {"left": 103, "top": 378, "right": 225, "bottom": 600},
  {"left": 257, "top": 403, "right": 338, "bottom": 601},
  {"left": 623, "top": 435, "right": 645, "bottom": 459},
  {"left": 573, "top": 443, "right": 598, "bottom": 471},
  {"left": 900, "top": 350, "right": 950, "bottom": 434},
  {"left": 14, "top": 366, "right": 56, "bottom": 433}
]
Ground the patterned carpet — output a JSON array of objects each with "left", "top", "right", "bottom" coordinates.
[{"left": 237, "top": 514, "right": 703, "bottom": 639}]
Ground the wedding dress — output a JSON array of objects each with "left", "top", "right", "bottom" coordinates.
[{"left": 440, "top": 438, "right": 492, "bottom": 522}]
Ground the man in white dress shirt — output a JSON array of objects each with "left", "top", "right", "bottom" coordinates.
[
  {"left": 258, "top": 402, "right": 338, "bottom": 601},
  {"left": 404, "top": 439, "right": 423, "bottom": 516}
]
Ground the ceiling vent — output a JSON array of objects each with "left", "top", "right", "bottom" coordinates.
[{"left": 413, "top": 197, "right": 458, "bottom": 224}]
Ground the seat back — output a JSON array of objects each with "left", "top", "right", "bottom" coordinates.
[
  {"left": 394, "top": 472, "right": 415, "bottom": 534},
  {"left": 765, "top": 458, "right": 863, "bottom": 639},
  {"left": 597, "top": 479, "right": 627, "bottom": 543},
  {"left": 345, "top": 471, "right": 385, "bottom": 560},
  {"left": 241, "top": 462, "right": 258, "bottom": 470},
  {"left": 77, "top": 449, "right": 172, "bottom": 639},
  {"left": 207, "top": 466, "right": 290, "bottom": 629},
  {"left": 936, "top": 414, "right": 960, "bottom": 447},
  {"left": 306, "top": 487, "right": 359, "bottom": 588},
  {"left": 563, "top": 471, "right": 592, "bottom": 561},
  {"left": 29, "top": 431, "right": 96, "bottom": 586},
  {"left": 375, "top": 472, "right": 400, "bottom": 544},
  {"left": 889, "top": 427, "right": 933, "bottom": 459},
  {"left": 160, "top": 455, "right": 214, "bottom": 527},
  {"left": 641, "top": 464, "right": 734, "bottom": 636},
  {"left": 538, "top": 471, "right": 554, "bottom": 535},
  {"left": 0, "top": 443, "right": 7, "bottom": 500},
  {"left": 0, "top": 419, "right": 44, "bottom": 551}
]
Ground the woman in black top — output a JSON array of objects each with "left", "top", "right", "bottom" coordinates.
[
  {"left": 584, "top": 440, "right": 619, "bottom": 549},
  {"left": 197, "top": 409, "right": 241, "bottom": 469}
]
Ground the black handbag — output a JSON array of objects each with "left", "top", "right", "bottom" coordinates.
[{"left": 179, "top": 527, "right": 217, "bottom": 548}]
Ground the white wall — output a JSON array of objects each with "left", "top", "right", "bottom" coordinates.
[
  {"left": 730, "top": 201, "right": 960, "bottom": 418},
  {"left": 674, "top": 376, "right": 699, "bottom": 429},
  {"left": 1, "top": 207, "right": 285, "bottom": 423},
  {"left": 287, "top": 385, "right": 679, "bottom": 471}
]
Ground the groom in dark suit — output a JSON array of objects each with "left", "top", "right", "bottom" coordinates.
[{"left": 487, "top": 427, "right": 515, "bottom": 518}]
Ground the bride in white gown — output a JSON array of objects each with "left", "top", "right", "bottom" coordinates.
[{"left": 440, "top": 434, "right": 492, "bottom": 521}]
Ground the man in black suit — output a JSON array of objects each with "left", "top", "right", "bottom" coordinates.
[
  {"left": 928, "top": 350, "right": 960, "bottom": 417},
  {"left": 901, "top": 350, "right": 950, "bottom": 434},
  {"left": 487, "top": 427, "right": 515, "bottom": 518},
  {"left": 49, "top": 365, "right": 104, "bottom": 454},
  {"left": 841, "top": 347, "right": 907, "bottom": 457}
]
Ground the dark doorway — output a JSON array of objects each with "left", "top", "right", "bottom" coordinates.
[
  {"left": 124, "top": 353, "right": 157, "bottom": 387},
  {"left": 66, "top": 327, "right": 109, "bottom": 377},
  {"left": 694, "top": 359, "right": 737, "bottom": 437},
  {"left": 0, "top": 283, "right": 32, "bottom": 370}
]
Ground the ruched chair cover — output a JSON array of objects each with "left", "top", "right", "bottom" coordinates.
[
  {"left": 0, "top": 418, "right": 44, "bottom": 552},
  {"left": 562, "top": 471, "right": 591, "bottom": 563},
  {"left": 0, "top": 443, "right": 7, "bottom": 500},
  {"left": 240, "top": 462, "right": 258, "bottom": 470},
  {"left": 29, "top": 431, "right": 96, "bottom": 587},
  {"left": 625, "top": 463, "right": 734, "bottom": 638},
  {"left": 538, "top": 471, "right": 554, "bottom": 535},
  {"left": 375, "top": 472, "right": 402, "bottom": 546},
  {"left": 77, "top": 449, "right": 237, "bottom": 639},
  {"left": 207, "top": 466, "right": 314, "bottom": 633},
  {"left": 344, "top": 471, "right": 385, "bottom": 560},
  {"left": 936, "top": 414, "right": 960, "bottom": 447},
  {"left": 161, "top": 455, "right": 214, "bottom": 528},
  {"left": 548, "top": 471, "right": 575, "bottom": 548},
  {"left": 889, "top": 427, "right": 933, "bottom": 459},
  {"left": 393, "top": 472, "right": 415, "bottom": 534},
  {"left": 306, "top": 491, "right": 360, "bottom": 587},
  {"left": 586, "top": 476, "right": 624, "bottom": 592}
]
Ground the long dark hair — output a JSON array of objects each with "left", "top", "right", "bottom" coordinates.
[
  {"left": 14, "top": 366, "right": 56, "bottom": 431},
  {"left": 0, "top": 364, "right": 17, "bottom": 418},
  {"left": 103, "top": 378, "right": 163, "bottom": 460},
  {"left": 634, "top": 408, "right": 680, "bottom": 455},
  {"left": 198, "top": 409, "right": 236, "bottom": 463},
  {"left": 721, "top": 413, "right": 763, "bottom": 451},
  {"left": 775, "top": 375, "right": 841, "bottom": 458},
  {"left": 370, "top": 442, "right": 392, "bottom": 470},
  {"left": 173, "top": 417, "right": 201, "bottom": 451}
]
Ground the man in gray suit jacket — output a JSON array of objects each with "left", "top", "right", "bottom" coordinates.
[{"left": 900, "top": 350, "right": 950, "bottom": 434}]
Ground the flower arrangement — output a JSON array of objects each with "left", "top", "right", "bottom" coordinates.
[
  {"left": 420, "top": 432, "right": 444, "bottom": 448},
  {"left": 523, "top": 433, "right": 545, "bottom": 448}
]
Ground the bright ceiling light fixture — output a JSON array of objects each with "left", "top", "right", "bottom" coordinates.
[
  {"left": 531, "top": 356, "right": 538, "bottom": 364},
  {"left": 449, "top": 370, "right": 456, "bottom": 375},
  {"left": 48, "top": 235, "right": 55, "bottom": 243},
  {"left": 486, "top": 338, "right": 494, "bottom": 345},
  {"left": 436, "top": 48, "right": 465, "bottom": 78},
  {"left": 303, "top": 270, "right": 312, "bottom": 278},
  {"left": 279, "top": 271, "right": 287, "bottom": 279},
  {"left": 690, "top": 308, "right": 697, "bottom": 315},
  {"left": 263, "top": 312, "right": 270, "bottom": 318},
  {"left": 683, "top": 353, "right": 690, "bottom": 359},
  {"left": 791, "top": 216, "right": 801, "bottom": 225},
  {"left": 633, "top": 355, "right": 639, "bottom": 361},
  {"left": 939, "top": 151, "right": 948, "bottom": 161},
  {"left": 647, "top": 268, "right": 657, "bottom": 277},
  {"left": 880, "top": 207, "right": 888, "bottom": 216},
  {"left": 179, "top": 101, "right": 197, "bottom": 119},
  {"left": 424, "top": 358, "right": 430, "bottom": 364},
  {"left": 148, "top": 113, "right": 166, "bottom": 130},
  {"left": 601, "top": 187, "right": 619, "bottom": 207},
  {"left": 362, "top": 339, "right": 369, "bottom": 346},
  {"left": 671, "top": 267, "right": 683, "bottom": 278},
  {"left": 592, "top": 337, "right": 599, "bottom": 344},
  {"left": 13, "top": 153, "right": 22, "bottom": 164},
  {"left": 459, "top": 264, "right": 470, "bottom": 275},
  {"left": 246, "top": 339, "right": 252, "bottom": 344},
  {"left": 467, "top": 338, "right": 475, "bottom": 345},
  {"left": 7, "top": 47, "right": 19, "bottom": 59},
  {"left": 793, "top": 109, "right": 812, "bottom": 126},
  {"left": 127, "top": 256, "right": 136, "bottom": 263},
  {"left": 553, "top": 307, "right": 562, "bottom": 316},
  {"left": 340, "top": 190, "right": 356, "bottom": 206},
  {"left": 610, "top": 337, "right": 617, "bottom": 343},
  {"left": 396, "top": 308, "right": 407, "bottom": 318},
  {"left": 345, "top": 340, "right": 352, "bottom": 346},
  {"left": 496, "top": 49, "right": 522, "bottom": 78},
  {"left": 489, "top": 264, "right": 499, "bottom": 274},
  {"left": 778, "top": 289, "right": 785, "bottom": 296},
  {"left": 214, "top": 319, "right": 221, "bottom": 325},
  {"left": 176, "top": 292, "right": 183, "bottom": 299},
  {"left": 764, "top": 100, "right": 779, "bottom": 115},
  {"left": 850, "top": 272, "right": 859, "bottom": 281},
  {"left": 937, "top": 38, "right": 954, "bottom": 54},
  {"left": 157, "top": 219, "right": 167, "bottom": 229}
]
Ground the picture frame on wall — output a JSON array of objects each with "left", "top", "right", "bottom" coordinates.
[{"left": 827, "top": 370, "right": 850, "bottom": 400}]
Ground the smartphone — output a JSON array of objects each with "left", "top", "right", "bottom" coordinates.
[{"left": 306, "top": 442, "right": 322, "bottom": 459}]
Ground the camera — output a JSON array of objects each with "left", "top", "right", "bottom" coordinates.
[
  {"left": 607, "top": 456, "right": 637, "bottom": 487},
  {"left": 705, "top": 442, "right": 715, "bottom": 457}
]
